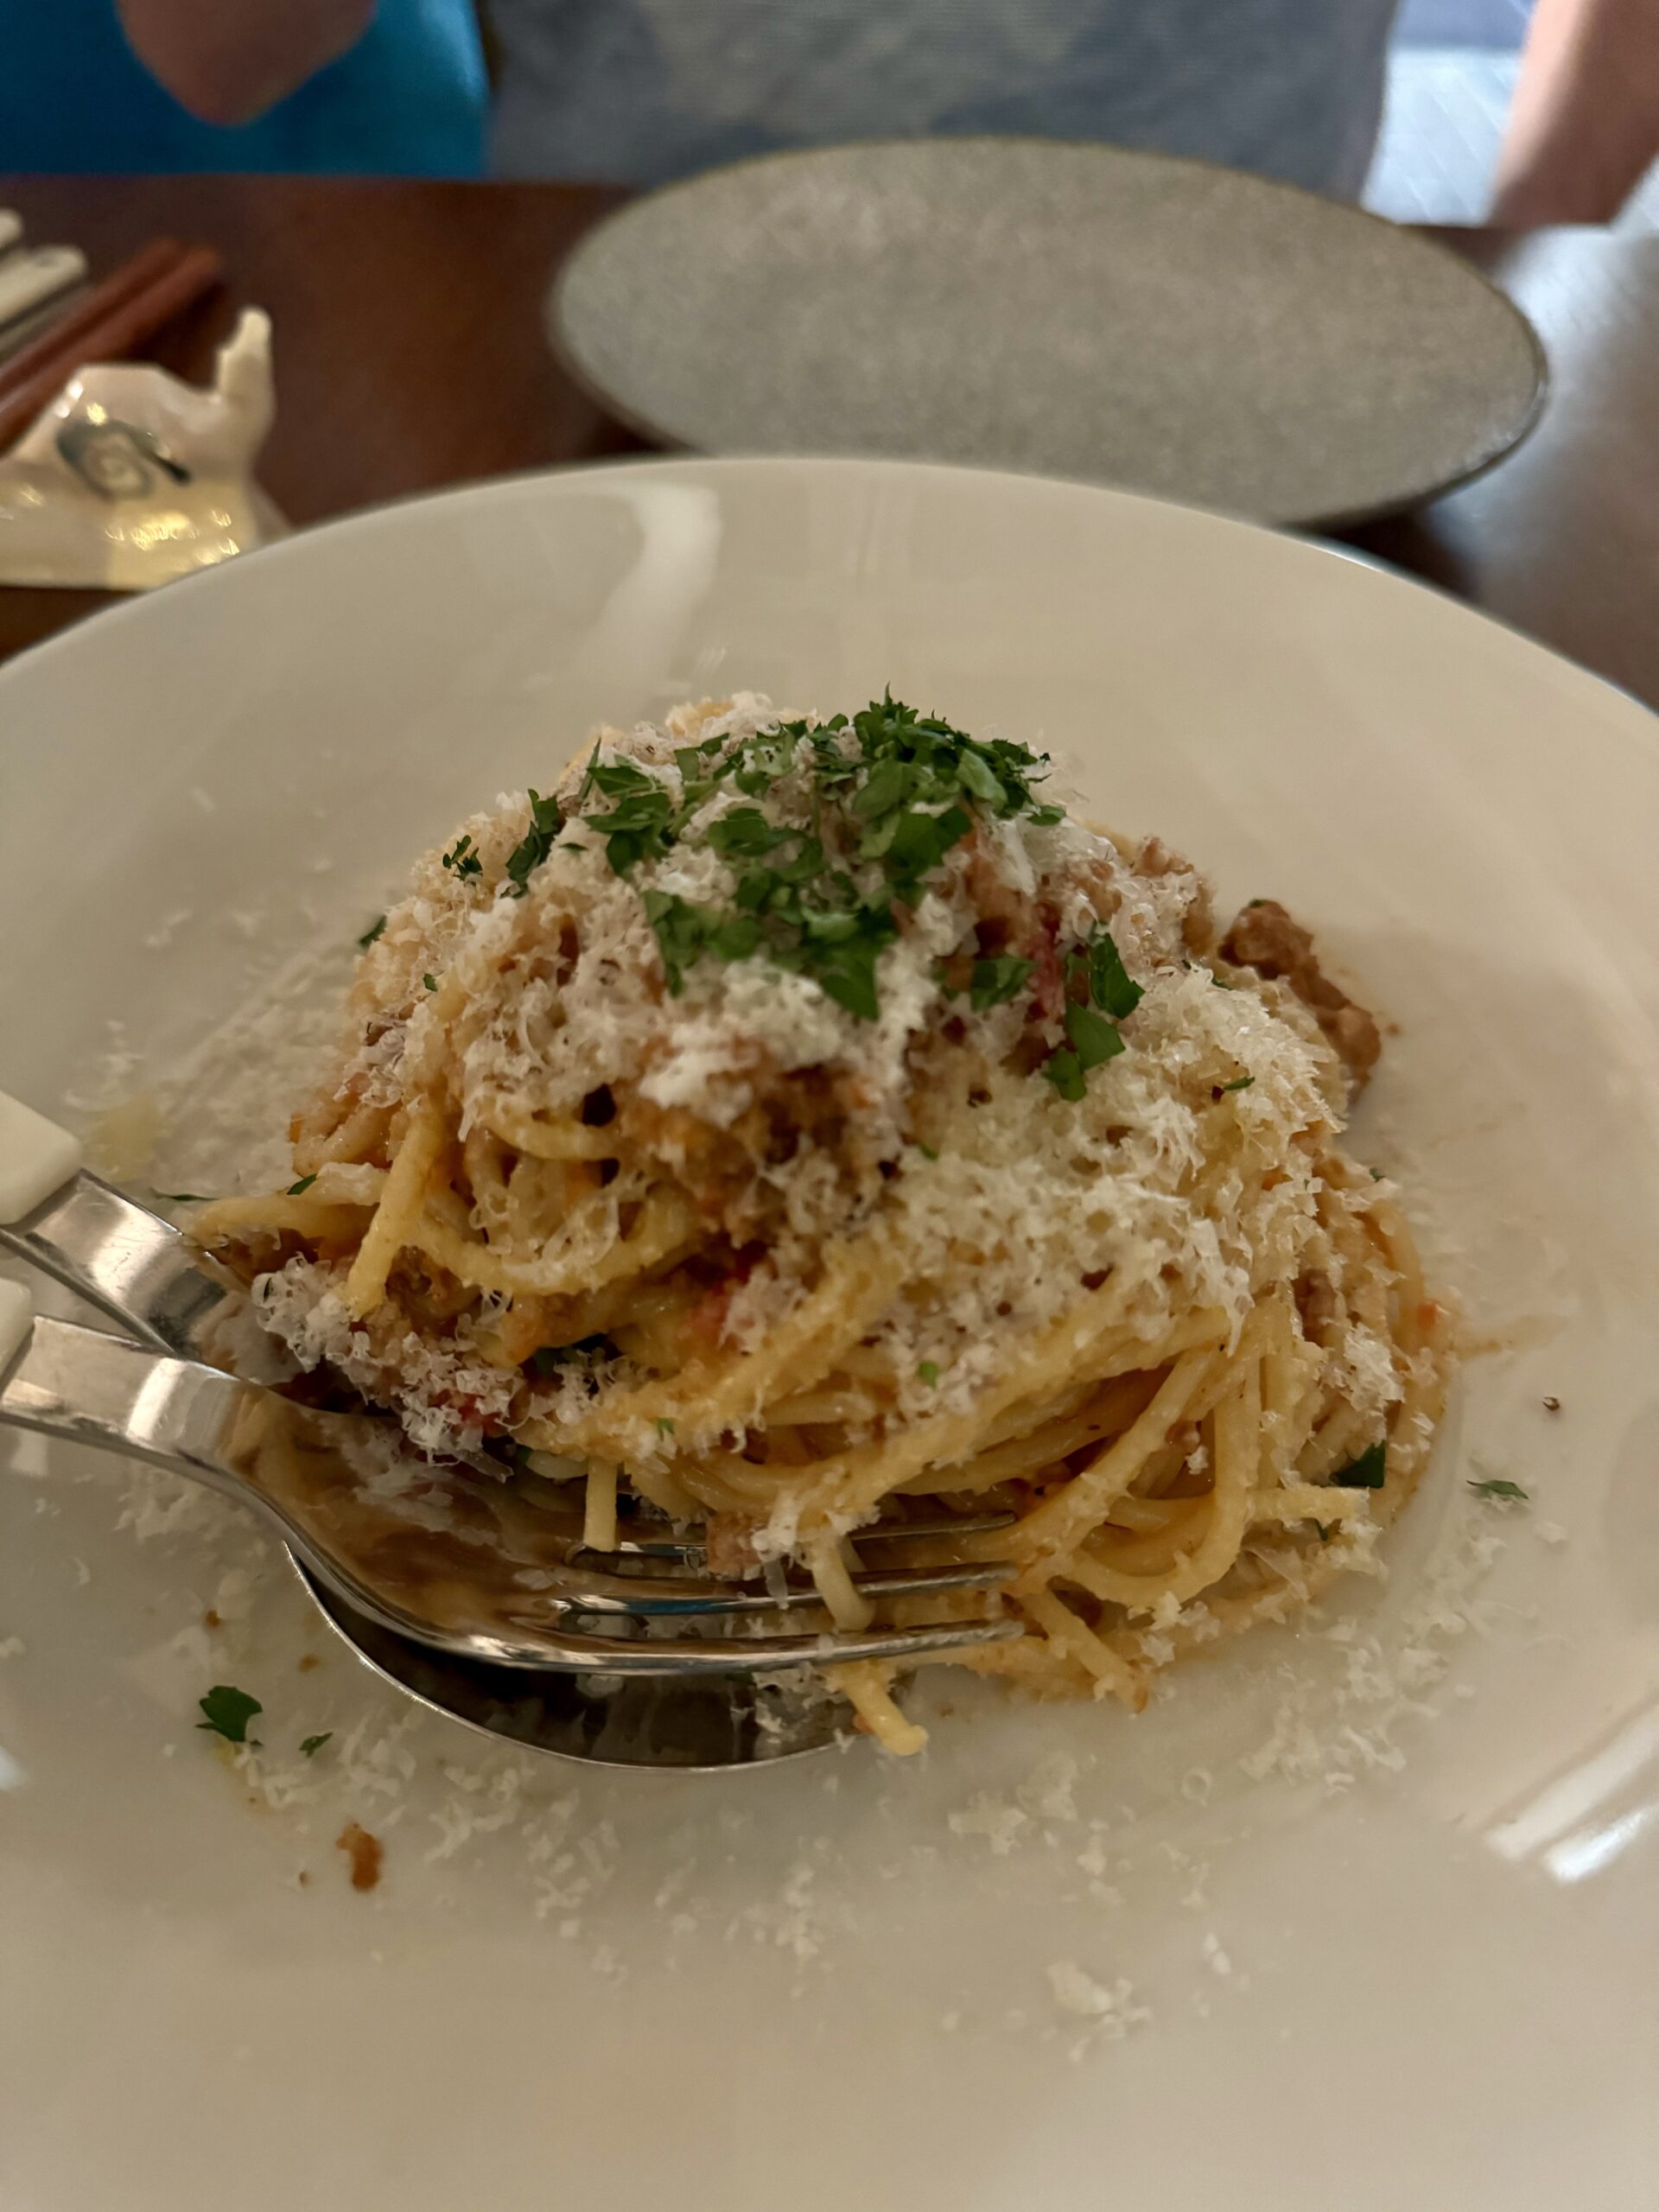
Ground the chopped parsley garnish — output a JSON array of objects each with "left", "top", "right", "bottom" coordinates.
[
  {"left": 286, "top": 1173, "right": 318, "bottom": 1196},
  {"left": 1331, "top": 1441, "right": 1388, "bottom": 1490},
  {"left": 917, "top": 1361, "right": 941, "bottom": 1386},
  {"left": 441, "top": 833, "right": 483, "bottom": 881},
  {"left": 422, "top": 973, "right": 438, "bottom": 992},
  {"left": 153, "top": 1190, "right": 208, "bottom": 1205},
  {"left": 1064, "top": 1001, "right": 1126, "bottom": 1071},
  {"left": 1468, "top": 1478, "right": 1529, "bottom": 1502},
  {"left": 583, "top": 760, "right": 678, "bottom": 874},
  {"left": 528, "top": 1335, "right": 613, "bottom": 1376},
  {"left": 300, "top": 1732, "right": 333, "bottom": 1758},
  {"left": 593, "top": 695, "right": 1069, "bottom": 1022},
  {"left": 356, "top": 914, "right": 386, "bottom": 949},
  {"left": 197, "top": 1684, "right": 262, "bottom": 1745},
  {"left": 1313, "top": 1521, "right": 1334, "bottom": 1542},
  {"left": 968, "top": 955, "right": 1033, "bottom": 1011},
  {"left": 916, "top": 1144, "right": 940, "bottom": 1161},
  {"left": 1085, "top": 928, "right": 1143, "bottom": 1020},
  {"left": 1043, "top": 1048, "right": 1087, "bottom": 1103},
  {"left": 654, "top": 1417, "right": 676, "bottom": 1438},
  {"left": 1217, "top": 1076, "right": 1255, "bottom": 1095},
  {"left": 1038, "top": 924, "right": 1141, "bottom": 1101},
  {"left": 504, "top": 789, "right": 564, "bottom": 897}
]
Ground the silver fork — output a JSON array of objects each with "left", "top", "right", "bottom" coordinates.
[{"left": 0, "top": 1092, "right": 1021, "bottom": 1679}]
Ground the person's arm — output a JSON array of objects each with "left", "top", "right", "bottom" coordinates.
[
  {"left": 116, "top": 0, "right": 377, "bottom": 126},
  {"left": 1491, "top": 0, "right": 1659, "bottom": 224}
]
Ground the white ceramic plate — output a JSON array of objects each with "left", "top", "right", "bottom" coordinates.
[
  {"left": 549, "top": 140, "right": 1547, "bottom": 527},
  {"left": 2, "top": 459, "right": 1656, "bottom": 2212}
]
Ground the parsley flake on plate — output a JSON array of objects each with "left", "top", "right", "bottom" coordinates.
[{"left": 197, "top": 1685, "right": 262, "bottom": 1745}]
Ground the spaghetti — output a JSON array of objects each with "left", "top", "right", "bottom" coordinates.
[{"left": 200, "top": 694, "right": 1449, "bottom": 1751}]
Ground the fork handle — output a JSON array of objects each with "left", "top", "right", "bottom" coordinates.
[{"left": 0, "top": 1089, "right": 232, "bottom": 1358}]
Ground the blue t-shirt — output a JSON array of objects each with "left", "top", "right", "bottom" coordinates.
[
  {"left": 491, "top": 0, "right": 1401, "bottom": 198},
  {"left": 0, "top": 0, "right": 485, "bottom": 175}
]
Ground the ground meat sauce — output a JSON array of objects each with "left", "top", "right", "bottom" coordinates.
[{"left": 1220, "top": 899, "right": 1382, "bottom": 1092}]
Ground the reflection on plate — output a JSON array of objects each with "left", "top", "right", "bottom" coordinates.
[
  {"left": 1, "top": 459, "right": 1655, "bottom": 2212},
  {"left": 550, "top": 140, "right": 1546, "bottom": 525}
]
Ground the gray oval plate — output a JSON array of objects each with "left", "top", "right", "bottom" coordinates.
[{"left": 550, "top": 138, "right": 1546, "bottom": 528}]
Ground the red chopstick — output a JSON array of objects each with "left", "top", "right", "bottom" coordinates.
[{"left": 0, "top": 241, "right": 226, "bottom": 452}]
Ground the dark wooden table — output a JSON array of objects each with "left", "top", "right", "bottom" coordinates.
[{"left": 1, "top": 177, "right": 1656, "bottom": 706}]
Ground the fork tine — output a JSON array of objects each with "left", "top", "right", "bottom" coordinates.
[
  {"left": 603, "top": 1504, "right": 1015, "bottom": 1563},
  {"left": 539, "top": 1557, "right": 1013, "bottom": 1617},
  {"left": 482, "top": 1608, "right": 1026, "bottom": 1675}
]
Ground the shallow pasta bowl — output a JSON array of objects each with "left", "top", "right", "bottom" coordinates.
[{"left": 0, "top": 456, "right": 1655, "bottom": 2212}]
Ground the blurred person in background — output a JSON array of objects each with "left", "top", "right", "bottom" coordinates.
[
  {"left": 8, "top": 0, "right": 1656, "bottom": 219},
  {"left": 0, "top": 0, "right": 486, "bottom": 172}
]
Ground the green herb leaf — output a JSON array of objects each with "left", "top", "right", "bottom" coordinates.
[
  {"left": 968, "top": 955, "right": 1034, "bottom": 1011},
  {"left": 916, "top": 1143, "right": 939, "bottom": 1161},
  {"left": 441, "top": 833, "right": 483, "bottom": 881},
  {"left": 1467, "top": 1478, "right": 1529, "bottom": 1502},
  {"left": 1217, "top": 1076, "right": 1255, "bottom": 1095},
  {"left": 805, "top": 927, "right": 888, "bottom": 1021},
  {"left": 850, "top": 757, "right": 909, "bottom": 820},
  {"left": 286, "top": 1173, "right": 318, "bottom": 1196},
  {"left": 1065, "top": 1001, "right": 1126, "bottom": 1071},
  {"left": 1313, "top": 1521, "right": 1334, "bottom": 1542},
  {"left": 356, "top": 914, "right": 386, "bottom": 949},
  {"left": 705, "top": 805, "right": 791, "bottom": 860},
  {"left": 654, "top": 1417, "right": 676, "bottom": 1438},
  {"left": 709, "top": 913, "right": 764, "bottom": 963},
  {"left": 1086, "top": 929, "right": 1143, "bottom": 1020},
  {"left": 300, "top": 1732, "right": 333, "bottom": 1758},
  {"left": 884, "top": 803, "right": 973, "bottom": 888},
  {"left": 587, "top": 760, "right": 657, "bottom": 798},
  {"left": 641, "top": 889, "right": 715, "bottom": 995},
  {"left": 952, "top": 747, "right": 1007, "bottom": 809},
  {"left": 152, "top": 1191, "right": 208, "bottom": 1205},
  {"left": 504, "top": 789, "right": 565, "bottom": 897},
  {"left": 916, "top": 1361, "right": 940, "bottom": 1386},
  {"left": 1044, "top": 1048, "right": 1086, "bottom": 1102},
  {"left": 1331, "top": 1441, "right": 1388, "bottom": 1490},
  {"left": 197, "top": 1685, "right": 262, "bottom": 1745},
  {"left": 423, "top": 973, "right": 438, "bottom": 992},
  {"left": 584, "top": 778, "right": 676, "bottom": 875}
]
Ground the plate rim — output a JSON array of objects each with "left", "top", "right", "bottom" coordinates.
[
  {"left": 6, "top": 453, "right": 1649, "bottom": 756},
  {"left": 543, "top": 136, "right": 1549, "bottom": 531}
]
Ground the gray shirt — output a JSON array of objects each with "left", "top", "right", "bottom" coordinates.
[{"left": 491, "top": 0, "right": 1399, "bottom": 197}]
